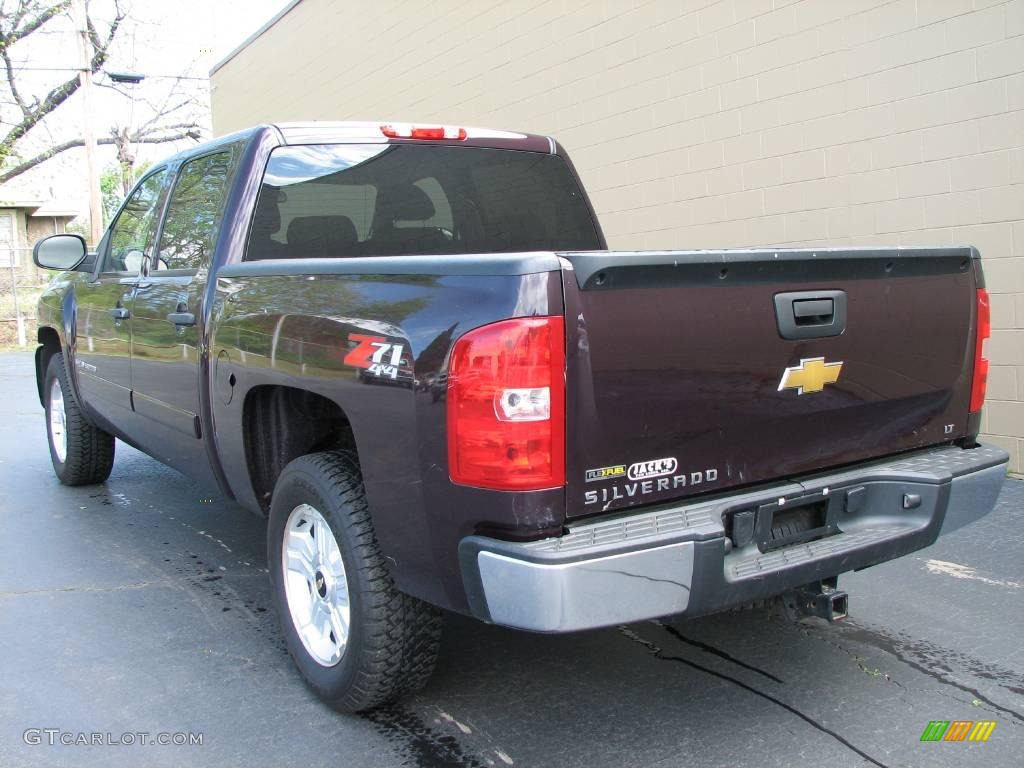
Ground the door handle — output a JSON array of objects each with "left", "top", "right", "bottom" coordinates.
[
  {"left": 167, "top": 311, "right": 196, "bottom": 327},
  {"left": 109, "top": 307, "right": 130, "bottom": 320},
  {"left": 167, "top": 302, "right": 196, "bottom": 327}
]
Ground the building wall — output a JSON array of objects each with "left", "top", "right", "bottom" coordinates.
[
  {"left": 0, "top": 208, "right": 28, "bottom": 268},
  {"left": 0, "top": 209, "right": 64, "bottom": 270},
  {"left": 211, "top": 0, "right": 1024, "bottom": 472},
  {"left": 25, "top": 216, "right": 65, "bottom": 245}
]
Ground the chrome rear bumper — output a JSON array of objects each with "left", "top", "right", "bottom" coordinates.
[{"left": 459, "top": 444, "right": 1008, "bottom": 632}]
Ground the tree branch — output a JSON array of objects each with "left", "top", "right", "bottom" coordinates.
[
  {"left": 86, "top": 1, "right": 124, "bottom": 75},
  {"left": 0, "top": 1, "right": 28, "bottom": 48},
  {"left": 0, "top": 76, "right": 78, "bottom": 151},
  {"left": 0, "top": 135, "right": 80, "bottom": 182},
  {"left": 85, "top": 15, "right": 102, "bottom": 52},
  {"left": 135, "top": 130, "right": 201, "bottom": 144},
  {"left": 0, "top": 128, "right": 201, "bottom": 184},
  {"left": 0, "top": 0, "right": 125, "bottom": 156},
  {"left": 138, "top": 121, "right": 203, "bottom": 137},
  {"left": 1, "top": 49, "right": 27, "bottom": 114},
  {"left": 137, "top": 97, "right": 195, "bottom": 134},
  {"left": 5, "top": 0, "right": 31, "bottom": 36},
  {"left": 0, "top": 0, "right": 71, "bottom": 56}
]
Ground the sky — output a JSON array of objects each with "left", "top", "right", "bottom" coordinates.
[
  {"left": 120, "top": 0, "right": 293, "bottom": 87},
  {"left": 1, "top": 0, "right": 293, "bottom": 209}
]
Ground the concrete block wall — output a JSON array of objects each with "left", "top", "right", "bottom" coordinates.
[{"left": 212, "top": 0, "right": 1024, "bottom": 472}]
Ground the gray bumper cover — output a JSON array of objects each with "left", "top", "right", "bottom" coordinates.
[{"left": 459, "top": 444, "right": 1008, "bottom": 633}]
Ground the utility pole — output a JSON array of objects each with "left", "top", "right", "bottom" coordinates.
[{"left": 72, "top": 0, "right": 102, "bottom": 247}]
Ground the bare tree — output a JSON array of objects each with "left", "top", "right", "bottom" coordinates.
[
  {"left": 101, "top": 69, "right": 205, "bottom": 191},
  {"left": 0, "top": 0, "right": 204, "bottom": 185}
]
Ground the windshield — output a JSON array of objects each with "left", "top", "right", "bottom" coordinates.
[{"left": 245, "top": 144, "right": 601, "bottom": 260}]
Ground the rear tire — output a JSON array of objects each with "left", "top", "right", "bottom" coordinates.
[
  {"left": 44, "top": 353, "right": 115, "bottom": 486},
  {"left": 268, "top": 450, "right": 442, "bottom": 712}
]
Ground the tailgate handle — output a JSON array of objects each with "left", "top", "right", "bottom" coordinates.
[
  {"left": 793, "top": 298, "right": 834, "bottom": 324},
  {"left": 774, "top": 290, "right": 846, "bottom": 340}
]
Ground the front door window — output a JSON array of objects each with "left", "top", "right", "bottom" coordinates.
[{"left": 104, "top": 170, "right": 167, "bottom": 275}]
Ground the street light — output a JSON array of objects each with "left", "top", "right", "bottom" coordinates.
[{"left": 108, "top": 71, "right": 146, "bottom": 84}]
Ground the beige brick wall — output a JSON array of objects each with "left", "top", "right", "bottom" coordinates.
[{"left": 212, "top": 0, "right": 1024, "bottom": 472}]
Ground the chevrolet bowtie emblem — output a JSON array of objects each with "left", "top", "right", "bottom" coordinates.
[{"left": 778, "top": 357, "right": 843, "bottom": 395}]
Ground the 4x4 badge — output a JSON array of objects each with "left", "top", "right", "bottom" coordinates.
[{"left": 778, "top": 357, "right": 843, "bottom": 395}]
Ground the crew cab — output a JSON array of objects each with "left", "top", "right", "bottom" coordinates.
[{"left": 33, "top": 122, "right": 1008, "bottom": 712}]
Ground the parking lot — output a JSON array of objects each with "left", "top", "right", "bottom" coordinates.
[{"left": 0, "top": 349, "right": 1021, "bottom": 768}]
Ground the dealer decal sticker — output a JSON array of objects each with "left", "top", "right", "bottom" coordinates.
[
  {"left": 345, "top": 334, "right": 404, "bottom": 380},
  {"left": 628, "top": 457, "right": 678, "bottom": 481}
]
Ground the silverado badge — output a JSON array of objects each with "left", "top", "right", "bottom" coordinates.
[{"left": 778, "top": 357, "right": 843, "bottom": 395}]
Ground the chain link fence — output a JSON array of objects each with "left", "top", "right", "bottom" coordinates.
[{"left": 0, "top": 248, "right": 50, "bottom": 349}]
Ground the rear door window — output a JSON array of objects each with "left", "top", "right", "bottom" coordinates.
[
  {"left": 156, "top": 150, "right": 235, "bottom": 272},
  {"left": 245, "top": 144, "right": 601, "bottom": 260}
]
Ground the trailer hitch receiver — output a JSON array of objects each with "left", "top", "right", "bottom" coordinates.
[{"left": 782, "top": 579, "right": 849, "bottom": 622}]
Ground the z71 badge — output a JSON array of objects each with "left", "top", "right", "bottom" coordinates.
[{"left": 345, "top": 333, "right": 404, "bottom": 380}]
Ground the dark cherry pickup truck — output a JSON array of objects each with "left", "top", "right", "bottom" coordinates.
[{"left": 33, "top": 122, "right": 1008, "bottom": 712}]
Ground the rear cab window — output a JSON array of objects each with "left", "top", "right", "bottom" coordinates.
[{"left": 244, "top": 144, "right": 601, "bottom": 260}]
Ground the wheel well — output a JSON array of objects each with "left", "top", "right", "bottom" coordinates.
[
  {"left": 242, "top": 385, "right": 357, "bottom": 513},
  {"left": 36, "top": 326, "right": 62, "bottom": 406}
]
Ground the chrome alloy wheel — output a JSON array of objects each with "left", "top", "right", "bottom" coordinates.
[
  {"left": 281, "top": 504, "right": 350, "bottom": 666},
  {"left": 49, "top": 377, "right": 67, "bottom": 463}
]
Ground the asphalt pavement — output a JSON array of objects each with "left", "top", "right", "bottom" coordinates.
[{"left": 0, "top": 350, "right": 1021, "bottom": 768}]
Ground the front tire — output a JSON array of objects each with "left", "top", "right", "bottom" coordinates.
[
  {"left": 268, "top": 451, "right": 442, "bottom": 712},
  {"left": 44, "top": 353, "right": 115, "bottom": 485}
]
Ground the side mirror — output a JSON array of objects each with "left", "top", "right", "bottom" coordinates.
[{"left": 33, "top": 233, "right": 88, "bottom": 271}]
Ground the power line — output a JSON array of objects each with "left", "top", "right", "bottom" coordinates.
[{"left": 6, "top": 66, "right": 207, "bottom": 80}]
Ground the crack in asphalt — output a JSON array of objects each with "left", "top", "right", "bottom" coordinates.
[
  {"left": 0, "top": 581, "right": 171, "bottom": 596},
  {"left": 814, "top": 633, "right": 905, "bottom": 689},
  {"left": 772, "top": 613, "right": 908, "bottom": 691},
  {"left": 835, "top": 622, "right": 1024, "bottom": 725},
  {"left": 654, "top": 620, "right": 784, "bottom": 684},
  {"left": 618, "top": 625, "right": 889, "bottom": 768}
]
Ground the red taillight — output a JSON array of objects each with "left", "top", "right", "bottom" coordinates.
[
  {"left": 970, "top": 288, "right": 990, "bottom": 413},
  {"left": 380, "top": 124, "right": 467, "bottom": 140},
  {"left": 447, "top": 316, "right": 565, "bottom": 491}
]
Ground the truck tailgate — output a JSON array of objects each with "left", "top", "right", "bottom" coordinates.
[{"left": 560, "top": 247, "right": 980, "bottom": 518}]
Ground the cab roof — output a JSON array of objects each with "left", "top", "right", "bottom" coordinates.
[
  {"left": 273, "top": 121, "right": 554, "bottom": 154},
  {"left": 165, "top": 122, "right": 556, "bottom": 168}
]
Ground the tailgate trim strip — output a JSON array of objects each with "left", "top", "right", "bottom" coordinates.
[{"left": 561, "top": 246, "right": 978, "bottom": 289}]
